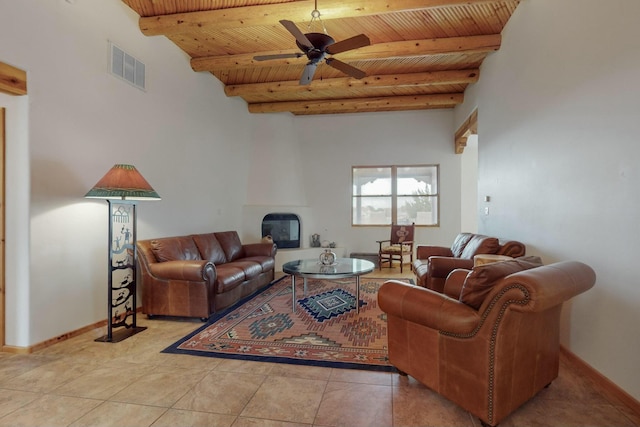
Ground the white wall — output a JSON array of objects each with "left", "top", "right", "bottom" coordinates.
[
  {"left": 460, "top": 135, "right": 478, "bottom": 232},
  {"left": 0, "top": 0, "right": 257, "bottom": 345},
  {"left": 294, "top": 110, "right": 462, "bottom": 255},
  {"left": 456, "top": 0, "right": 640, "bottom": 400},
  {"left": 0, "top": 94, "right": 30, "bottom": 347}
]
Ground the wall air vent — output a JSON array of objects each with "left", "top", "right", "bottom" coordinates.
[{"left": 109, "top": 42, "right": 145, "bottom": 91}]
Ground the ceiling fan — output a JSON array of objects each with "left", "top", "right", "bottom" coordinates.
[{"left": 254, "top": 19, "right": 371, "bottom": 85}]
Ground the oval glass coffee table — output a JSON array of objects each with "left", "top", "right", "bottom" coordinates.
[{"left": 282, "top": 258, "right": 375, "bottom": 313}]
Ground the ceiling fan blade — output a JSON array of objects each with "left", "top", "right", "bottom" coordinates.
[
  {"left": 325, "top": 34, "right": 370, "bottom": 55},
  {"left": 280, "top": 20, "right": 314, "bottom": 50},
  {"left": 325, "top": 58, "right": 366, "bottom": 79},
  {"left": 299, "top": 62, "right": 318, "bottom": 85},
  {"left": 253, "top": 53, "right": 303, "bottom": 61}
]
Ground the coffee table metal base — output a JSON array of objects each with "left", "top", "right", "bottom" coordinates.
[{"left": 282, "top": 258, "right": 375, "bottom": 315}]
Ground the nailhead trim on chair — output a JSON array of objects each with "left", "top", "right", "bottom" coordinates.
[{"left": 439, "top": 284, "right": 530, "bottom": 426}]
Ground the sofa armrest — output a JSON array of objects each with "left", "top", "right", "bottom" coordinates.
[
  {"left": 243, "top": 242, "right": 277, "bottom": 257},
  {"left": 148, "top": 260, "right": 216, "bottom": 283},
  {"left": 496, "top": 261, "right": 596, "bottom": 313},
  {"left": 416, "top": 245, "right": 453, "bottom": 259},
  {"left": 428, "top": 256, "right": 474, "bottom": 278},
  {"left": 498, "top": 240, "right": 526, "bottom": 257},
  {"left": 443, "top": 268, "right": 470, "bottom": 299},
  {"left": 378, "top": 280, "right": 480, "bottom": 335}
]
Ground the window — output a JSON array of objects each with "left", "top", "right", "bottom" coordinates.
[{"left": 352, "top": 165, "right": 439, "bottom": 226}]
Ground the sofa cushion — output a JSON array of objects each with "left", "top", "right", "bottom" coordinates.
[
  {"left": 459, "top": 235, "right": 500, "bottom": 259},
  {"left": 214, "top": 264, "right": 246, "bottom": 294},
  {"left": 226, "top": 260, "right": 263, "bottom": 279},
  {"left": 460, "top": 256, "right": 543, "bottom": 309},
  {"left": 242, "top": 256, "right": 276, "bottom": 272},
  {"left": 192, "top": 233, "right": 227, "bottom": 265},
  {"left": 215, "top": 231, "right": 245, "bottom": 262},
  {"left": 150, "top": 236, "right": 202, "bottom": 262},
  {"left": 451, "top": 233, "right": 474, "bottom": 258}
]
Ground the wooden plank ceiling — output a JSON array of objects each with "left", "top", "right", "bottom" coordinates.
[{"left": 121, "top": 0, "right": 521, "bottom": 115}]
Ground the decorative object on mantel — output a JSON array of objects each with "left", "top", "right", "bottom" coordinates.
[
  {"left": 329, "top": 241, "right": 336, "bottom": 248},
  {"left": 319, "top": 248, "right": 336, "bottom": 266},
  {"left": 321, "top": 240, "right": 330, "bottom": 248},
  {"left": 311, "top": 233, "right": 321, "bottom": 247},
  {"left": 85, "top": 164, "right": 160, "bottom": 343}
]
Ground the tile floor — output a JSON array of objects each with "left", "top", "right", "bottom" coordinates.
[{"left": 0, "top": 267, "right": 638, "bottom": 427}]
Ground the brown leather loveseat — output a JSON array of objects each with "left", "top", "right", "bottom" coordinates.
[
  {"left": 137, "top": 231, "right": 276, "bottom": 320},
  {"left": 379, "top": 259, "right": 596, "bottom": 426},
  {"left": 412, "top": 232, "right": 526, "bottom": 292}
]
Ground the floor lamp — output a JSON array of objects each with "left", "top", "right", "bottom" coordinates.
[{"left": 85, "top": 164, "right": 160, "bottom": 343}]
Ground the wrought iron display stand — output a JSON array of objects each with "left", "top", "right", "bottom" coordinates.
[{"left": 95, "top": 199, "right": 146, "bottom": 342}]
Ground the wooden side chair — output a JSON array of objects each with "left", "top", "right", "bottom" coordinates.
[{"left": 377, "top": 223, "right": 415, "bottom": 273}]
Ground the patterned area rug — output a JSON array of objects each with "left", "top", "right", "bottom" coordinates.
[{"left": 163, "top": 276, "right": 412, "bottom": 371}]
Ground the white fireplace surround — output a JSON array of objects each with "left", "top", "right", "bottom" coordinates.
[{"left": 241, "top": 205, "right": 346, "bottom": 271}]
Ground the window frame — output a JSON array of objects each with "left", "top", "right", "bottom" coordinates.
[{"left": 351, "top": 164, "right": 440, "bottom": 227}]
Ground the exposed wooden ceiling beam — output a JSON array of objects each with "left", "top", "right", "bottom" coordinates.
[
  {"left": 140, "top": 0, "right": 503, "bottom": 36},
  {"left": 224, "top": 69, "right": 479, "bottom": 98},
  {"left": 247, "top": 93, "right": 464, "bottom": 114},
  {"left": 455, "top": 108, "right": 478, "bottom": 154},
  {"left": 0, "top": 61, "right": 27, "bottom": 96},
  {"left": 192, "top": 35, "right": 500, "bottom": 71}
]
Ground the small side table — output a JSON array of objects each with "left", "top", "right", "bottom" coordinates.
[{"left": 473, "top": 254, "right": 513, "bottom": 267}]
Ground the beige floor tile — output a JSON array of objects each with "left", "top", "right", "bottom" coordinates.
[
  {"left": 0, "top": 354, "right": 61, "bottom": 383},
  {"left": 69, "top": 401, "right": 167, "bottom": 427},
  {"left": 53, "top": 362, "right": 156, "bottom": 400},
  {"left": 500, "top": 399, "right": 636, "bottom": 426},
  {"left": 241, "top": 376, "right": 327, "bottom": 424},
  {"left": 266, "top": 363, "right": 332, "bottom": 381},
  {"left": 0, "top": 394, "right": 102, "bottom": 427},
  {"left": 173, "top": 370, "right": 266, "bottom": 415},
  {"left": 151, "top": 408, "right": 236, "bottom": 427},
  {"left": 232, "top": 417, "right": 312, "bottom": 427},
  {"left": 215, "top": 358, "right": 276, "bottom": 375},
  {"left": 2, "top": 359, "right": 96, "bottom": 393},
  {"left": 328, "top": 368, "right": 393, "bottom": 386},
  {"left": 0, "top": 389, "right": 40, "bottom": 418},
  {"left": 155, "top": 352, "right": 223, "bottom": 371},
  {"left": 537, "top": 358, "right": 612, "bottom": 405},
  {"left": 314, "top": 381, "right": 393, "bottom": 427},
  {"left": 109, "top": 365, "right": 207, "bottom": 407},
  {"left": 392, "top": 382, "right": 473, "bottom": 427}
]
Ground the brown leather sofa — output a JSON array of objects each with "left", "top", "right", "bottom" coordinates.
[
  {"left": 137, "top": 231, "right": 276, "bottom": 320},
  {"left": 378, "top": 259, "right": 596, "bottom": 427},
  {"left": 412, "top": 232, "right": 526, "bottom": 292}
]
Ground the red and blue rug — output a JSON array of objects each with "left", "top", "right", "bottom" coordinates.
[{"left": 162, "top": 276, "right": 412, "bottom": 371}]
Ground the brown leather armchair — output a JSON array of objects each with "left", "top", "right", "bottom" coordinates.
[
  {"left": 413, "top": 232, "right": 526, "bottom": 292},
  {"left": 378, "top": 260, "right": 596, "bottom": 426}
]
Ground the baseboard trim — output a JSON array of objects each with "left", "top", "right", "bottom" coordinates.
[
  {"left": 1, "top": 308, "right": 144, "bottom": 354},
  {"left": 2, "top": 319, "right": 108, "bottom": 354},
  {"left": 560, "top": 346, "right": 640, "bottom": 416}
]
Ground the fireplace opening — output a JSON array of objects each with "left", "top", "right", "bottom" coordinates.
[{"left": 261, "top": 213, "right": 301, "bottom": 249}]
